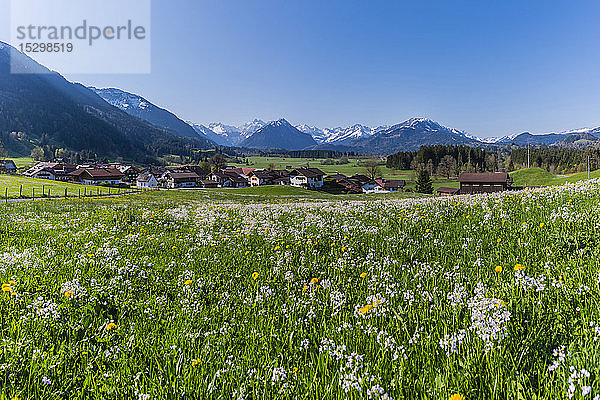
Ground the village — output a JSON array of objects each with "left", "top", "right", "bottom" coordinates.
[{"left": 0, "top": 158, "right": 520, "bottom": 196}]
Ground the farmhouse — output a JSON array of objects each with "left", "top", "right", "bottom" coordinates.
[
  {"left": 458, "top": 172, "right": 513, "bottom": 194},
  {"left": 249, "top": 170, "right": 275, "bottom": 187},
  {"left": 164, "top": 171, "right": 200, "bottom": 188},
  {"left": 136, "top": 173, "right": 158, "bottom": 189},
  {"left": 69, "top": 168, "right": 125, "bottom": 185},
  {"left": 23, "top": 162, "right": 76, "bottom": 181},
  {"left": 0, "top": 160, "right": 17, "bottom": 174},
  {"left": 374, "top": 179, "right": 406, "bottom": 192},
  {"left": 209, "top": 170, "right": 248, "bottom": 188},
  {"left": 116, "top": 165, "right": 141, "bottom": 183},
  {"left": 289, "top": 168, "right": 325, "bottom": 189}
]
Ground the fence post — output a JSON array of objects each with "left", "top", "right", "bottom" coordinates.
[
  {"left": 5, "top": 188, "right": 7, "bottom": 203},
  {"left": 79, "top": 189, "right": 80, "bottom": 198},
  {"left": 19, "top": 185, "right": 22, "bottom": 198},
  {"left": 32, "top": 188, "right": 35, "bottom": 200},
  {"left": 65, "top": 188, "right": 67, "bottom": 198}
]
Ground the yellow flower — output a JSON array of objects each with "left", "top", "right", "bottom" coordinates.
[
  {"left": 2, "top": 284, "right": 12, "bottom": 292},
  {"left": 425, "top": 229, "right": 430, "bottom": 233},
  {"left": 184, "top": 280, "right": 192, "bottom": 285},
  {"left": 274, "top": 246, "right": 280, "bottom": 250},
  {"left": 252, "top": 272, "right": 259, "bottom": 280},
  {"left": 514, "top": 264, "right": 523, "bottom": 271},
  {"left": 495, "top": 265, "right": 502, "bottom": 273},
  {"left": 293, "top": 367, "right": 298, "bottom": 373},
  {"left": 192, "top": 358, "right": 201, "bottom": 367},
  {"left": 360, "top": 272, "right": 367, "bottom": 279},
  {"left": 540, "top": 222, "right": 545, "bottom": 228},
  {"left": 359, "top": 304, "right": 373, "bottom": 314},
  {"left": 106, "top": 322, "right": 117, "bottom": 331},
  {"left": 302, "top": 285, "right": 308, "bottom": 292},
  {"left": 64, "top": 290, "right": 74, "bottom": 298},
  {"left": 449, "top": 394, "right": 465, "bottom": 400},
  {"left": 496, "top": 238, "right": 502, "bottom": 243},
  {"left": 245, "top": 250, "right": 250, "bottom": 255},
  {"left": 310, "top": 278, "right": 319, "bottom": 284},
  {"left": 172, "top": 246, "right": 177, "bottom": 251}
]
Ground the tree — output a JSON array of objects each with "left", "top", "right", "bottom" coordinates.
[
  {"left": 30, "top": 146, "right": 45, "bottom": 161},
  {"left": 437, "top": 155, "right": 457, "bottom": 178},
  {"left": 210, "top": 153, "right": 227, "bottom": 171},
  {"left": 268, "top": 162, "right": 277, "bottom": 171},
  {"left": 415, "top": 169, "right": 433, "bottom": 194},
  {"left": 364, "top": 160, "right": 383, "bottom": 180}
]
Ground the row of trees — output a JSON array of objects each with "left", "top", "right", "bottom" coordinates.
[{"left": 387, "top": 145, "right": 600, "bottom": 177}]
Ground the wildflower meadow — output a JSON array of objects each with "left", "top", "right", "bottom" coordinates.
[{"left": 1, "top": 182, "right": 599, "bottom": 399}]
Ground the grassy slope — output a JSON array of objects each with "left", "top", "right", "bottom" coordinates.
[
  {"left": 510, "top": 167, "right": 600, "bottom": 187},
  {"left": 0, "top": 175, "right": 130, "bottom": 199}
]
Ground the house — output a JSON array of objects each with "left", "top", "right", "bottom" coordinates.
[
  {"left": 374, "top": 179, "right": 406, "bottom": 192},
  {"left": 136, "top": 173, "right": 158, "bottom": 189},
  {"left": 437, "top": 187, "right": 460, "bottom": 196},
  {"left": 164, "top": 171, "right": 200, "bottom": 188},
  {"left": 198, "top": 180, "right": 219, "bottom": 188},
  {"left": 0, "top": 160, "right": 17, "bottom": 174},
  {"left": 249, "top": 170, "right": 275, "bottom": 187},
  {"left": 69, "top": 168, "right": 125, "bottom": 185},
  {"left": 289, "top": 168, "right": 325, "bottom": 189},
  {"left": 23, "top": 162, "right": 76, "bottom": 181},
  {"left": 458, "top": 172, "right": 513, "bottom": 194},
  {"left": 117, "top": 165, "right": 141, "bottom": 182},
  {"left": 210, "top": 170, "right": 248, "bottom": 188},
  {"left": 225, "top": 167, "right": 255, "bottom": 178}
]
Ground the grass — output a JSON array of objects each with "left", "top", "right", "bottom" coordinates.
[
  {"left": 510, "top": 167, "right": 600, "bottom": 187},
  {"left": 6, "top": 156, "right": 34, "bottom": 169},
  {"left": 0, "top": 180, "right": 599, "bottom": 398},
  {"left": 230, "top": 156, "right": 412, "bottom": 180},
  {"left": 0, "top": 175, "right": 134, "bottom": 199}
]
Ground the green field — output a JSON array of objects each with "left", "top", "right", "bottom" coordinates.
[
  {"left": 231, "top": 156, "right": 412, "bottom": 180},
  {"left": 8, "top": 156, "right": 35, "bottom": 169},
  {"left": 511, "top": 167, "right": 600, "bottom": 187},
  {"left": 0, "top": 175, "right": 134, "bottom": 199},
  {"left": 1, "top": 181, "right": 600, "bottom": 398}
]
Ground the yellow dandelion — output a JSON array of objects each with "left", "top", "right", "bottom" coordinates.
[
  {"left": 425, "top": 229, "right": 430, "bottom": 233},
  {"left": 172, "top": 246, "right": 177, "bottom": 251},
  {"left": 274, "top": 246, "right": 280, "bottom": 250},
  {"left": 449, "top": 394, "right": 465, "bottom": 400},
  {"left": 540, "top": 222, "right": 545, "bottom": 228},
  {"left": 64, "top": 290, "right": 74, "bottom": 298},
  {"left": 496, "top": 238, "right": 502, "bottom": 243},
  {"left": 245, "top": 250, "right": 250, "bottom": 255},
  {"left": 495, "top": 265, "right": 502, "bottom": 273},
  {"left": 514, "top": 264, "right": 523, "bottom": 271},
  {"left": 302, "top": 285, "right": 308, "bottom": 292},
  {"left": 192, "top": 358, "right": 201, "bottom": 367},
  {"left": 310, "top": 278, "right": 319, "bottom": 284},
  {"left": 184, "top": 280, "right": 192, "bottom": 286},
  {"left": 360, "top": 272, "right": 367, "bottom": 279},
  {"left": 293, "top": 367, "right": 298, "bottom": 373},
  {"left": 106, "top": 322, "right": 117, "bottom": 331},
  {"left": 252, "top": 272, "right": 259, "bottom": 280},
  {"left": 359, "top": 304, "right": 373, "bottom": 314}
]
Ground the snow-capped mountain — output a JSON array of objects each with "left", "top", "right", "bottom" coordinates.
[
  {"left": 239, "top": 119, "right": 267, "bottom": 139},
  {"left": 239, "top": 118, "right": 317, "bottom": 150},
  {"left": 90, "top": 87, "right": 201, "bottom": 139},
  {"left": 296, "top": 124, "right": 387, "bottom": 144}
]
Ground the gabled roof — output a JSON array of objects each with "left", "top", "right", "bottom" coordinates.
[
  {"left": 137, "top": 173, "right": 157, "bottom": 182},
  {"left": 167, "top": 172, "right": 200, "bottom": 180},
  {"left": 290, "top": 167, "right": 325, "bottom": 178},
  {"left": 375, "top": 179, "right": 405, "bottom": 189},
  {"left": 70, "top": 168, "right": 124, "bottom": 179},
  {"left": 437, "top": 186, "right": 460, "bottom": 194},
  {"left": 250, "top": 170, "right": 275, "bottom": 179},
  {"left": 458, "top": 172, "right": 511, "bottom": 183}
]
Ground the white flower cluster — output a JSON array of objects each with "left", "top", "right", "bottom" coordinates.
[
  {"left": 60, "top": 278, "right": 87, "bottom": 299},
  {"left": 467, "top": 283, "right": 511, "bottom": 350}
]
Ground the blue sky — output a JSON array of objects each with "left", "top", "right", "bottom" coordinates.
[{"left": 2, "top": 0, "right": 600, "bottom": 138}]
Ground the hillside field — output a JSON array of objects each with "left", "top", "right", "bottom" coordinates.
[
  {"left": 0, "top": 175, "right": 134, "bottom": 199},
  {"left": 0, "top": 181, "right": 600, "bottom": 398}
]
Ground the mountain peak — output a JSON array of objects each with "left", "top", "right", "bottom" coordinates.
[{"left": 271, "top": 118, "right": 292, "bottom": 127}]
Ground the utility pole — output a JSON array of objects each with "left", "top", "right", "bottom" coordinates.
[{"left": 588, "top": 154, "right": 591, "bottom": 180}]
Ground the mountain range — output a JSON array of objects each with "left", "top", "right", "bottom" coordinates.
[{"left": 3, "top": 40, "right": 600, "bottom": 159}]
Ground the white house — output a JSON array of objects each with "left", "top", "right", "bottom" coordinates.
[
  {"left": 289, "top": 168, "right": 325, "bottom": 189},
  {"left": 136, "top": 173, "right": 158, "bottom": 189}
]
